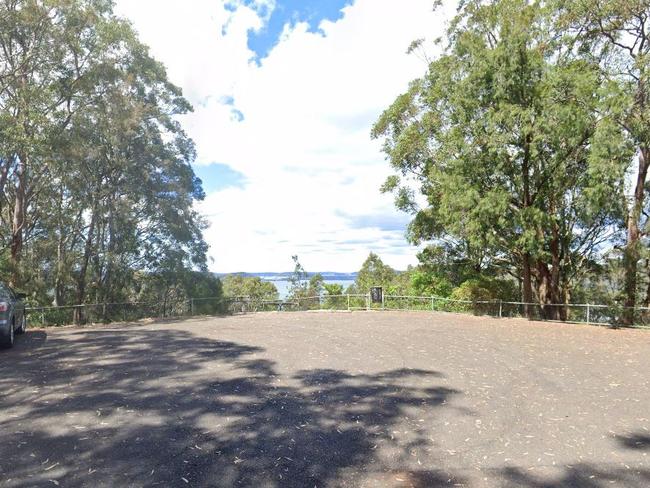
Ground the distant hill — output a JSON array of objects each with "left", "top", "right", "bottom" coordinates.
[{"left": 215, "top": 271, "right": 357, "bottom": 281}]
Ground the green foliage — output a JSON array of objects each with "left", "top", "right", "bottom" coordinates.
[
  {"left": 0, "top": 0, "right": 213, "bottom": 313},
  {"left": 385, "top": 267, "right": 415, "bottom": 295},
  {"left": 450, "top": 277, "right": 518, "bottom": 303},
  {"left": 324, "top": 283, "right": 344, "bottom": 296},
  {"left": 344, "top": 253, "right": 518, "bottom": 315},
  {"left": 416, "top": 244, "right": 488, "bottom": 287},
  {"left": 134, "top": 271, "right": 224, "bottom": 316},
  {"left": 287, "top": 255, "right": 310, "bottom": 300},
  {"left": 372, "top": 0, "right": 632, "bottom": 318},
  {"left": 410, "top": 270, "right": 454, "bottom": 298},
  {"left": 560, "top": 0, "right": 650, "bottom": 318},
  {"left": 345, "top": 283, "right": 358, "bottom": 295},
  {"left": 308, "top": 273, "right": 325, "bottom": 297},
  {"left": 355, "top": 253, "right": 396, "bottom": 294},
  {"left": 322, "top": 283, "right": 345, "bottom": 309},
  {"left": 182, "top": 272, "right": 224, "bottom": 303},
  {"left": 222, "top": 275, "right": 278, "bottom": 301}
]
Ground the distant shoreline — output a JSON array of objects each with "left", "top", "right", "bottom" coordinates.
[{"left": 214, "top": 272, "right": 358, "bottom": 281}]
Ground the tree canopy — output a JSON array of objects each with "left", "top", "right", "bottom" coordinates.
[
  {"left": 373, "top": 0, "right": 642, "bottom": 320},
  {"left": 0, "top": 0, "right": 216, "bottom": 318}
]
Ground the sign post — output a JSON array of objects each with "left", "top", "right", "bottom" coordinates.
[{"left": 370, "top": 287, "right": 383, "bottom": 310}]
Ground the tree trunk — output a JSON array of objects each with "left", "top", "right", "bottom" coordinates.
[
  {"left": 54, "top": 188, "right": 66, "bottom": 306},
  {"left": 643, "top": 259, "right": 650, "bottom": 307},
  {"left": 10, "top": 153, "right": 26, "bottom": 288},
  {"left": 521, "top": 133, "right": 534, "bottom": 320},
  {"left": 537, "top": 262, "right": 550, "bottom": 319},
  {"left": 522, "top": 252, "right": 534, "bottom": 319},
  {"left": 54, "top": 233, "right": 65, "bottom": 306},
  {"left": 74, "top": 200, "right": 99, "bottom": 324},
  {"left": 536, "top": 261, "right": 563, "bottom": 321},
  {"left": 549, "top": 217, "right": 565, "bottom": 321},
  {"left": 0, "top": 158, "right": 10, "bottom": 202},
  {"left": 622, "top": 147, "right": 649, "bottom": 325}
]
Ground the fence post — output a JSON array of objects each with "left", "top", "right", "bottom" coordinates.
[
  {"left": 347, "top": 294, "right": 350, "bottom": 311},
  {"left": 41, "top": 312, "right": 45, "bottom": 326},
  {"left": 190, "top": 298, "right": 194, "bottom": 316},
  {"left": 586, "top": 303, "right": 590, "bottom": 325},
  {"left": 366, "top": 294, "right": 370, "bottom": 311},
  {"left": 431, "top": 296, "right": 434, "bottom": 311},
  {"left": 499, "top": 300, "right": 503, "bottom": 319},
  {"left": 382, "top": 291, "right": 385, "bottom": 310}
]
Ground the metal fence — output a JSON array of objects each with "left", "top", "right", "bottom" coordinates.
[
  {"left": 379, "top": 295, "right": 650, "bottom": 327},
  {"left": 223, "top": 294, "right": 650, "bottom": 328},
  {"left": 26, "top": 297, "right": 222, "bottom": 327},
  {"left": 25, "top": 294, "right": 650, "bottom": 328}
]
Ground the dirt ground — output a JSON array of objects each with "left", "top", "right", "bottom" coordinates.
[{"left": 1, "top": 311, "right": 649, "bottom": 487}]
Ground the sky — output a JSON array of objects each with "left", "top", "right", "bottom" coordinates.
[{"left": 114, "top": 0, "right": 453, "bottom": 272}]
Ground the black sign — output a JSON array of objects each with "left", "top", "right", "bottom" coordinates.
[{"left": 370, "top": 287, "right": 383, "bottom": 304}]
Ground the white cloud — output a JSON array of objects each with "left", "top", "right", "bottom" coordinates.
[{"left": 114, "top": 0, "right": 453, "bottom": 272}]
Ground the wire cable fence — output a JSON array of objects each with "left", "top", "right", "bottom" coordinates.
[
  {"left": 223, "top": 294, "right": 650, "bottom": 328},
  {"left": 24, "top": 294, "right": 650, "bottom": 328},
  {"left": 26, "top": 297, "right": 224, "bottom": 327}
]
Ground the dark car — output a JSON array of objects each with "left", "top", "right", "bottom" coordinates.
[{"left": 0, "top": 283, "right": 27, "bottom": 348}]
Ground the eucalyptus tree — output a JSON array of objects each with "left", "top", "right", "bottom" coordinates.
[
  {"left": 222, "top": 275, "right": 279, "bottom": 301},
  {"left": 562, "top": 0, "right": 650, "bottom": 319},
  {"left": 355, "top": 253, "right": 396, "bottom": 294},
  {"left": 0, "top": 0, "right": 135, "bottom": 286},
  {"left": 373, "top": 0, "right": 628, "bottom": 319},
  {"left": 57, "top": 30, "right": 206, "bottom": 314},
  {"left": 287, "top": 255, "right": 309, "bottom": 299},
  {"left": 0, "top": 0, "right": 213, "bottom": 313}
]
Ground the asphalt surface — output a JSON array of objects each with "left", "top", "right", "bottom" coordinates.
[{"left": 0, "top": 311, "right": 649, "bottom": 487}]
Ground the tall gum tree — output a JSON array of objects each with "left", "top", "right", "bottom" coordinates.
[
  {"left": 58, "top": 34, "right": 204, "bottom": 317},
  {"left": 0, "top": 0, "right": 132, "bottom": 286},
  {"left": 562, "top": 0, "right": 650, "bottom": 321},
  {"left": 0, "top": 1, "right": 209, "bottom": 313},
  {"left": 372, "top": 0, "right": 629, "bottom": 320}
]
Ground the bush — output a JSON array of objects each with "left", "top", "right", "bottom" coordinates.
[
  {"left": 453, "top": 277, "right": 517, "bottom": 301},
  {"left": 410, "top": 270, "right": 454, "bottom": 297},
  {"left": 449, "top": 277, "right": 518, "bottom": 314}
]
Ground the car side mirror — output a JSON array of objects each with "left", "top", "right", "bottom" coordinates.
[{"left": 16, "top": 292, "right": 27, "bottom": 300}]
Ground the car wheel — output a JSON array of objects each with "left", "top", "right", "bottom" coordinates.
[
  {"left": 16, "top": 314, "right": 26, "bottom": 335},
  {"left": 1, "top": 320, "right": 14, "bottom": 348}
]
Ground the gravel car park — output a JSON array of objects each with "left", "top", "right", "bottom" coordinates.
[{"left": 1, "top": 311, "right": 649, "bottom": 487}]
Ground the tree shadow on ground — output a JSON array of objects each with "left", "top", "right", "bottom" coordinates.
[
  {"left": 3, "top": 328, "right": 650, "bottom": 487},
  {"left": 500, "top": 464, "right": 650, "bottom": 488},
  {"left": 614, "top": 432, "right": 650, "bottom": 451},
  {"left": 0, "top": 327, "right": 467, "bottom": 487}
]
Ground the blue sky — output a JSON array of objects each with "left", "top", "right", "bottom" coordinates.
[
  {"left": 193, "top": 1, "right": 354, "bottom": 196},
  {"left": 193, "top": 163, "right": 247, "bottom": 193},
  {"left": 232, "top": 0, "right": 353, "bottom": 60},
  {"left": 115, "top": 0, "right": 450, "bottom": 272}
]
